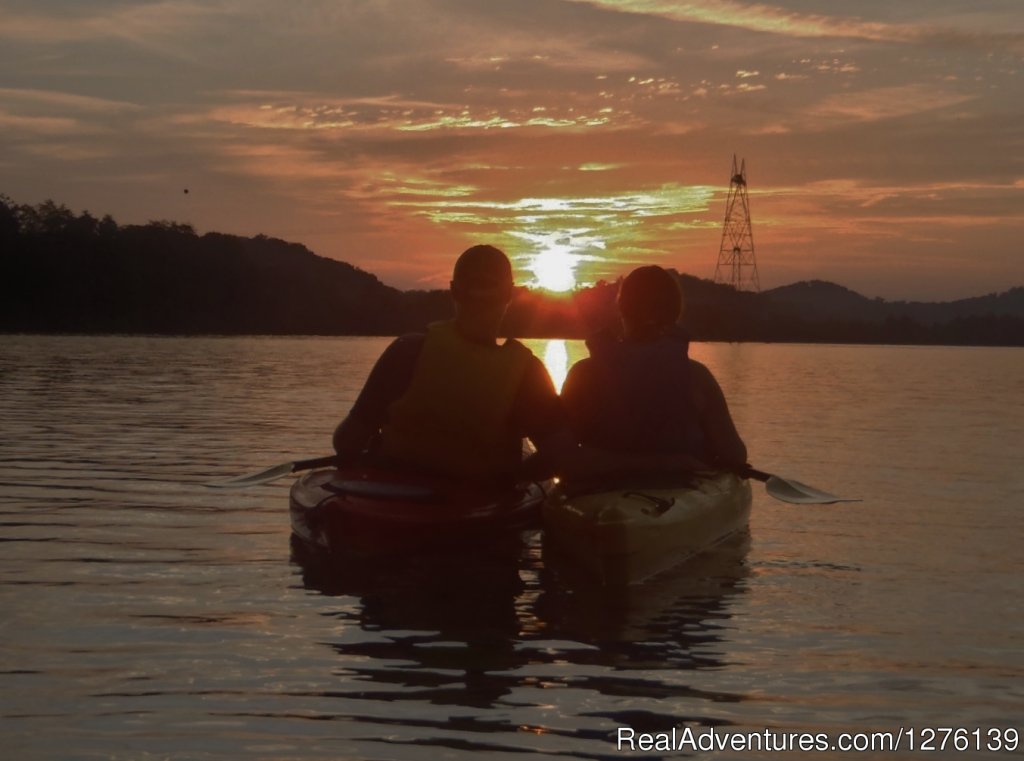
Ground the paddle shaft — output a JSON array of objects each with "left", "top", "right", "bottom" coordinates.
[
  {"left": 209, "top": 455, "right": 852, "bottom": 504},
  {"left": 291, "top": 455, "right": 339, "bottom": 472},
  {"left": 740, "top": 466, "right": 773, "bottom": 483},
  {"left": 203, "top": 454, "right": 339, "bottom": 488}
]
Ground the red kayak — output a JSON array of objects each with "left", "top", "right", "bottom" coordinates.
[{"left": 289, "top": 466, "right": 547, "bottom": 556}]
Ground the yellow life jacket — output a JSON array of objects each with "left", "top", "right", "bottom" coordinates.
[{"left": 380, "top": 320, "right": 533, "bottom": 481}]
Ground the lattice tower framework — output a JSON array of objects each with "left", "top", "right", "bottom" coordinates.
[{"left": 713, "top": 155, "right": 760, "bottom": 291}]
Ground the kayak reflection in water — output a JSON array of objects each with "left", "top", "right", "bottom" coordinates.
[
  {"left": 332, "top": 246, "right": 701, "bottom": 485},
  {"left": 562, "top": 265, "right": 748, "bottom": 477}
]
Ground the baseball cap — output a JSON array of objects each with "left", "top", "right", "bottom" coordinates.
[{"left": 452, "top": 245, "right": 514, "bottom": 288}]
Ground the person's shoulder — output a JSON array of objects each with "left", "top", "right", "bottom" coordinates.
[
  {"left": 565, "top": 355, "right": 594, "bottom": 377},
  {"left": 392, "top": 332, "right": 426, "bottom": 347},
  {"left": 687, "top": 358, "right": 727, "bottom": 409},
  {"left": 519, "top": 347, "right": 550, "bottom": 381},
  {"left": 371, "top": 333, "right": 426, "bottom": 373},
  {"left": 687, "top": 358, "right": 721, "bottom": 392},
  {"left": 561, "top": 356, "right": 596, "bottom": 401},
  {"left": 688, "top": 357, "right": 713, "bottom": 378},
  {"left": 383, "top": 332, "right": 426, "bottom": 354},
  {"left": 512, "top": 346, "right": 561, "bottom": 401},
  {"left": 503, "top": 336, "right": 537, "bottom": 358},
  {"left": 502, "top": 339, "right": 548, "bottom": 377}
]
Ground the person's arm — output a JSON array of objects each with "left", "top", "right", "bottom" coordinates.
[
  {"left": 690, "top": 360, "right": 747, "bottom": 468},
  {"left": 332, "top": 415, "right": 380, "bottom": 458},
  {"left": 332, "top": 335, "right": 423, "bottom": 457}
]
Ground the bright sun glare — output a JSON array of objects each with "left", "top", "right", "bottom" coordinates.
[{"left": 529, "top": 246, "right": 578, "bottom": 292}]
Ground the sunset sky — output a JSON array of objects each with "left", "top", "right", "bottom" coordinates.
[{"left": 2, "top": 0, "right": 1022, "bottom": 300}]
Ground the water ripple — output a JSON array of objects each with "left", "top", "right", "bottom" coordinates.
[{"left": 2, "top": 335, "right": 1022, "bottom": 759}]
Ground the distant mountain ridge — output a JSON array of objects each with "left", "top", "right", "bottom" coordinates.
[
  {"left": 764, "top": 280, "right": 1024, "bottom": 325},
  {"left": 2, "top": 195, "right": 1021, "bottom": 345}
]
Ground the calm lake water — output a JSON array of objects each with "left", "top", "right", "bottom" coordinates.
[{"left": 1, "top": 334, "right": 1021, "bottom": 760}]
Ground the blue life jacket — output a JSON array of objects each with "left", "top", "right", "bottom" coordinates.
[{"left": 581, "top": 328, "right": 705, "bottom": 457}]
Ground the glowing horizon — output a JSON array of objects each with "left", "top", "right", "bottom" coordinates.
[{"left": 2, "top": 1, "right": 1022, "bottom": 300}]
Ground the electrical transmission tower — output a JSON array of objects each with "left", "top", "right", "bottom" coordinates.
[{"left": 713, "top": 155, "right": 760, "bottom": 291}]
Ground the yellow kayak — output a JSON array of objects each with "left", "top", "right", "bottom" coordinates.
[{"left": 543, "top": 472, "right": 752, "bottom": 584}]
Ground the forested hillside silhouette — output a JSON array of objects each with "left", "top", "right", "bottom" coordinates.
[{"left": 2, "top": 196, "right": 1021, "bottom": 345}]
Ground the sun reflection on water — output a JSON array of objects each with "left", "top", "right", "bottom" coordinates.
[{"left": 542, "top": 339, "right": 569, "bottom": 393}]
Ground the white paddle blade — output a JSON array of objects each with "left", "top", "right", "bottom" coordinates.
[
  {"left": 765, "top": 475, "right": 859, "bottom": 505},
  {"left": 204, "top": 462, "right": 296, "bottom": 489}
]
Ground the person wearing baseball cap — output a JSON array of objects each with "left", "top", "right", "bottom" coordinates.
[{"left": 332, "top": 245, "right": 562, "bottom": 482}]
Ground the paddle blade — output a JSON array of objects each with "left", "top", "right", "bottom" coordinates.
[
  {"left": 204, "top": 461, "right": 297, "bottom": 489},
  {"left": 765, "top": 475, "right": 859, "bottom": 505}
]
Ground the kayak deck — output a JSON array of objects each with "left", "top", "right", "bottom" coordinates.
[
  {"left": 289, "top": 467, "right": 547, "bottom": 557},
  {"left": 543, "top": 472, "right": 752, "bottom": 584}
]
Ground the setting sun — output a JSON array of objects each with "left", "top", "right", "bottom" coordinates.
[
  {"left": 529, "top": 247, "right": 578, "bottom": 292},
  {"left": 514, "top": 230, "right": 609, "bottom": 293}
]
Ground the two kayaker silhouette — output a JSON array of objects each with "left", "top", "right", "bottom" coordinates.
[
  {"left": 208, "top": 244, "right": 853, "bottom": 577},
  {"left": 332, "top": 244, "right": 746, "bottom": 485},
  {"left": 199, "top": 244, "right": 846, "bottom": 579},
  {"left": 322, "top": 246, "right": 755, "bottom": 579}
]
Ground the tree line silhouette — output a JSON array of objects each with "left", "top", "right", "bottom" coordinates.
[{"left": 2, "top": 196, "right": 1021, "bottom": 345}]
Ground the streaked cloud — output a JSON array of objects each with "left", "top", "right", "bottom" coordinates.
[
  {"left": 199, "top": 91, "right": 639, "bottom": 134},
  {"left": 561, "top": 0, "right": 1024, "bottom": 50},
  {"left": 0, "top": 2, "right": 225, "bottom": 49},
  {"left": 0, "top": 111, "right": 87, "bottom": 136},
  {"left": 804, "top": 85, "right": 976, "bottom": 126},
  {"left": 0, "top": 88, "right": 141, "bottom": 114}
]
